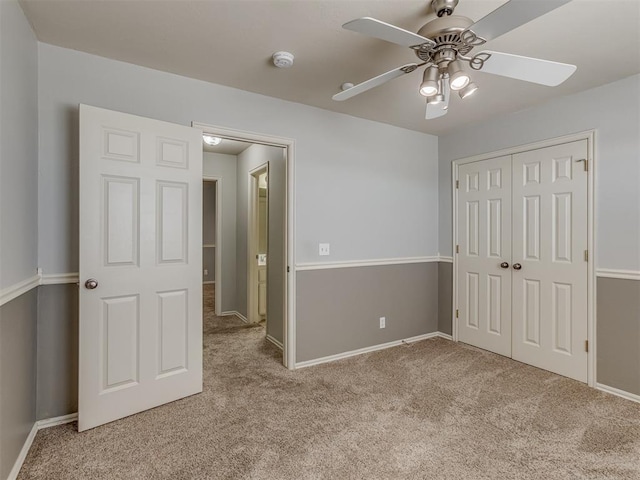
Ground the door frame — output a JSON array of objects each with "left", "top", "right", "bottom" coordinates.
[
  {"left": 451, "top": 130, "right": 596, "bottom": 386},
  {"left": 193, "top": 122, "right": 296, "bottom": 370},
  {"left": 247, "top": 163, "right": 269, "bottom": 324},
  {"left": 202, "top": 176, "right": 222, "bottom": 316}
]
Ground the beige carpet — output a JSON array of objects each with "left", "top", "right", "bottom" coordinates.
[{"left": 19, "top": 287, "right": 640, "bottom": 479}]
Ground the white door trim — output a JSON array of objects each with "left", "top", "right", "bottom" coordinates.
[
  {"left": 193, "top": 122, "right": 296, "bottom": 370},
  {"left": 202, "top": 176, "right": 222, "bottom": 316},
  {"left": 452, "top": 130, "right": 596, "bottom": 387}
]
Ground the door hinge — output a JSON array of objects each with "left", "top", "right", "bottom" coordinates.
[
  {"left": 585, "top": 340, "right": 589, "bottom": 352},
  {"left": 456, "top": 244, "right": 460, "bottom": 254},
  {"left": 456, "top": 309, "right": 459, "bottom": 318},
  {"left": 287, "top": 266, "right": 290, "bottom": 273},
  {"left": 455, "top": 180, "right": 459, "bottom": 189},
  {"left": 584, "top": 250, "right": 588, "bottom": 262},
  {"left": 576, "top": 158, "right": 588, "bottom": 172}
]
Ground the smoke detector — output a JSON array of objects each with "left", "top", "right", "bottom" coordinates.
[{"left": 272, "top": 51, "right": 294, "bottom": 68}]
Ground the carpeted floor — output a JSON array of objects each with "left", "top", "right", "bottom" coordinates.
[{"left": 19, "top": 286, "right": 640, "bottom": 479}]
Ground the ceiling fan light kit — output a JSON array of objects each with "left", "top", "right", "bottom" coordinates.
[
  {"left": 419, "top": 66, "right": 440, "bottom": 97},
  {"left": 333, "top": 0, "right": 576, "bottom": 120}
]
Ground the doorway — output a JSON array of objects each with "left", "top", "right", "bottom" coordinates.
[
  {"left": 248, "top": 164, "right": 269, "bottom": 325},
  {"left": 198, "top": 126, "right": 294, "bottom": 368},
  {"left": 453, "top": 132, "right": 595, "bottom": 384}
]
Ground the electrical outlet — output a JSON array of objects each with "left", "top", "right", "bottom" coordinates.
[
  {"left": 319, "top": 243, "right": 330, "bottom": 256},
  {"left": 204, "top": 269, "right": 208, "bottom": 276},
  {"left": 379, "top": 317, "right": 386, "bottom": 329}
]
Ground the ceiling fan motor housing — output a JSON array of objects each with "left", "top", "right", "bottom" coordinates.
[{"left": 415, "top": 15, "right": 474, "bottom": 63}]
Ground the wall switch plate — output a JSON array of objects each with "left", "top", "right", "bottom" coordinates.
[
  {"left": 319, "top": 243, "right": 330, "bottom": 256},
  {"left": 379, "top": 317, "right": 386, "bottom": 329},
  {"left": 204, "top": 269, "right": 208, "bottom": 275}
]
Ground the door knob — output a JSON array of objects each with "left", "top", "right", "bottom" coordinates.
[
  {"left": 84, "top": 278, "right": 99, "bottom": 289},
  {"left": 500, "top": 262, "right": 509, "bottom": 269},
  {"left": 513, "top": 263, "right": 522, "bottom": 270}
]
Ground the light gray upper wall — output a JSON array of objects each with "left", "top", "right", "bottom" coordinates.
[
  {"left": 438, "top": 74, "right": 640, "bottom": 271},
  {"left": 204, "top": 152, "right": 237, "bottom": 312},
  {"left": 0, "top": 0, "right": 38, "bottom": 290},
  {"left": 37, "top": 43, "right": 439, "bottom": 276},
  {"left": 235, "top": 144, "right": 286, "bottom": 343}
]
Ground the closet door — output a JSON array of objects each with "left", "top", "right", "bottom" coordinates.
[
  {"left": 511, "top": 140, "right": 588, "bottom": 382},
  {"left": 457, "top": 156, "right": 512, "bottom": 357}
]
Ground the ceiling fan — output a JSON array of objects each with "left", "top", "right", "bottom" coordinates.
[{"left": 332, "top": 0, "right": 577, "bottom": 120}]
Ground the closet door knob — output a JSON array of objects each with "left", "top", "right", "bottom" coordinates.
[
  {"left": 500, "top": 262, "right": 509, "bottom": 269},
  {"left": 84, "top": 278, "right": 99, "bottom": 289},
  {"left": 513, "top": 263, "right": 522, "bottom": 271}
]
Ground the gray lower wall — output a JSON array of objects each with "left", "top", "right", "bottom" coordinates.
[
  {"left": 597, "top": 277, "right": 640, "bottom": 396},
  {"left": 0, "top": 290, "right": 37, "bottom": 480},
  {"left": 296, "top": 263, "right": 439, "bottom": 363},
  {"left": 438, "top": 262, "right": 453, "bottom": 336},
  {"left": 36, "top": 284, "right": 78, "bottom": 420}
]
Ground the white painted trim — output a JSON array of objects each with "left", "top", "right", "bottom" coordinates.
[
  {"left": 436, "top": 332, "right": 453, "bottom": 341},
  {"left": 194, "top": 122, "right": 296, "bottom": 370},
  {"left": 7, "top": 423, "right": 37, "bottom": 480},
  {"left": 296, "top": 256, "right": 442, "bottom": 271},
  {"left": 596, "top": 383, "right": 640, "bottom": 404},
  {"left": 295, "top": 332, "right": 440, "bottom": 369},
  {"left": 220, "top": 310, "right": 248, "bottom": 324},
  {"left": 0, "top": 274, "right": 40, "bottom": 307},
  {"left": 247, "top": 163, "right": 269, "bottom": 325},
  {"left": 41, "top": 272, "right": 79, "bottom": 285},
  {"left": 36, "top": 412, "right": 78, "bottom": 429},
  {"left": 438, "top": 256, "right": 453, "bottom": 263},
  {"left": 452, "top": 130, "right": 597, "bottom": 387},
  {"left": 266, "top": 334, "right": 284, "bottom": 350},
  {"left": 596, "top": 269, "right": 640, "bottom": 281},
  {"left": 8, "top": 413, "right": 78, "bottom": 480}
]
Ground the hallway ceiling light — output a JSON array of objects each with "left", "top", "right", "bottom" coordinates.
[{"left": 203, "top": 135, "right": 222, "bottom": 146}]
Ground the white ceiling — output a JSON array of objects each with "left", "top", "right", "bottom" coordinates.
[{"left": 20, "top": 0, "right": 640, "bottom": 135}]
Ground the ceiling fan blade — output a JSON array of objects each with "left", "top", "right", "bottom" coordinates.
[
  {"left": 467, "top": 0, "right": 571, "bottom": 42},
  {"left": 343, "top": 17, "right": 435, "bottom": 48},
  {"left": 426, "top": 79, "right": 450, "bottom": 120},
  {"left": 477, "top": 50, "right": 576, "bottom": 86},
  {"left": 332, "top": 64, "right": 418, "bottom": 101}
]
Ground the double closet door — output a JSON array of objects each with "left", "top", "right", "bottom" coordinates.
[{"left": 457, "top": 140, "right": 588, "bottom": 382}]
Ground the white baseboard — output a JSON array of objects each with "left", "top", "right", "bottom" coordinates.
[
  {"left": 266, "top": 334, "right": 283, "bottom": 350},
  {"left": 436, "top": 332, "right": 453, "bottom": 341},
  {"left": 596, "top": 383, "right": 640, "bottom": 404},
  {"left": 220, "top": 310, "right": 248, "bottom": 323},
  {"left": 8, "top": 413, "right": 78, "bottom": 480},
  {"left": 295, "top": 332, "right": 441, "bottom": 369},
  {"left": 7, "top": 423, "right": 37, "bottom": 480}
]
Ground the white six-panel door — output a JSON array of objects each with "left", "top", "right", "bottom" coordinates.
[
  {"left": 456, "top": 140, "right": 588, "bottom": 382},
  {"left": 79, "top": 105, "right": 203, "bottom": 431},
  {"left": 458, "top": 155, "right": 512, "bottom": 357},
  {"left": 511, "top": 140, "right": 588, "bottom": 382}
]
